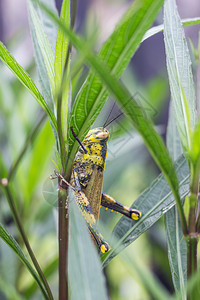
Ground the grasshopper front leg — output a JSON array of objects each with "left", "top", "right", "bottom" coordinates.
[{"left": 101, "top": 192, "right": 142, "bottom": 220}]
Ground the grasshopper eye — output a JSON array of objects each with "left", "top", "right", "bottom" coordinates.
[
  {"left": 131, "top": 209, "right": 142, "bottom": 220},
  {"left": 96, "top": 130, "right": 109, "bottom": 140}
]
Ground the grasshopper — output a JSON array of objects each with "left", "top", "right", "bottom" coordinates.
[{"left": 69, "top": 127, "right": 142, "bottom": 254}]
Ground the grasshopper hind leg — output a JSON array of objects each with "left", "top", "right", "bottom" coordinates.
[
  {"left": 72, "top": 188, "right": 111, "bottom": 254},
  {"left": 101, "top": 192, "right": 142, "bottom": 220}
]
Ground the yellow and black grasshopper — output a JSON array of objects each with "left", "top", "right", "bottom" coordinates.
[{"left": 66, "top": 127, "right": 142, "bottom": 254}]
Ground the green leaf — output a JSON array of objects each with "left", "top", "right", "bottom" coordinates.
[
  {"left": 190, "top": 120, "right": 200, "bottom": 164},
  {"left": 67, "top": 0, "right": 165, "bottom": 166},
  {"left": 102, "top": 154, "right": 189, "bottom": 266},
  {"left": 166, "top": 102, "right": 183, "bottom": 161},
  {"left": 143, "top": 17, "right": 200, "bottom": 42},
  {"left": 54, "top": 0, "right": 70, "bottom": 94},
  {"left": 68, "top": 189, "right": 108, "bottom": 300},
  {"left": 54, "top": 0, "right": 71, "bottom": 146},
  {"left": 0, "top": 42, "right": 57, "bottom": 131},
  {"left": 0, "top": 223, "right": 48, "bottom": 299},
  {"left": 28, "top": 1, "right": 54, "bottom": 111},
  {"left": 33, "top": 0, "right": 58, "bottom": 51},
  {"left": 28, "top": 0, "right": 55, "bottom": 96},
  {"left": 164, "top": 0, "right": 196, "bottom": 152},
  {"left": 165, "top": 102, "right": 187, "bottom": 296}
]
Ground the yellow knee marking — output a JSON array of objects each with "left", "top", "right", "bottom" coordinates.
[{"left": 131, "top": 210, "right": 142, "bottom": 220}]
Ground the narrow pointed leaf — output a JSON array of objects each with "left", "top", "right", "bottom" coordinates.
[
  {"left": 68, "top": 0, "right": 165, "bottom": 164},
  {"left": 33, "top": 0, "right": 58, "bottom": 51},
  {"left": 28, "top": 0, "right": 55, "bottom": 96},
  {"left": 0, "top": 224, "right": 48, "bottom": 299},
  {"left": 54, "top": 0, "right": 71, "bottom": 144},
  {"left": 164, "top": 0, "right": 196, "bottom": 152},
  {"left": 102, "top": 154, "right": 189, "bottom": 266},
  {"left": 165, "top": 102, "right": 187, "bottom": 296},
  {"left": 54, "top": 0, "right": 70, "bottom": 94},
  {"left": 0, "top": 42, "right": 57, "bottom": 130},
  {"left": 68, "top": 190, "right": 108, "bottom": 300},
  {"left": 143, "top": 17, "right": 200, "bottom": 42}
]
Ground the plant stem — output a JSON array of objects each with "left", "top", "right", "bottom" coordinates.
[
  {"left": 186, "top": 236, "right": 198, "bottom": 300},
  {"left": 58, "top": 184, "right": 69, "bottom": 300},
  {"left": 3, "top": 184, "right": 53, "bottom": 300},
  {"left": 186, "top": 162, "right": 199, "bottom": 300}
]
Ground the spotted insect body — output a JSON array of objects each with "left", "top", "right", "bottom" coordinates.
[{"left": 70, "top": 127, "right": 141, "bottom": 254}]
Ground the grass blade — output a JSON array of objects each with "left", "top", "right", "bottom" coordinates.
[
  {"left": 164, "top": 0, "right": 196, "bottom": 152},
  {"left": 0, "top": 224, "right": 48, "bottom": 300},
  {"left": 165, "top": 102, "right": 187, "bottom": 296},
  {"left": 68, "top": 190, "right": 108, "bottom": 300},
  {"left": 0, "top": 42, "right": 57, "bottom": 130},
  {"left": 103, "top": 154, "right": 189, "bottom": 266}
]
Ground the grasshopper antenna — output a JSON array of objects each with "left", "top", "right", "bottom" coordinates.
[
  {"left": 104, "top": 112, "right": 123, "bottom": 128},
  {"left": 103, "top": 102, "right": 116, "bottom": 129},
  {"left": 70, "top": 126, "right": 88, "bottom": 153},
  {"left": 103, "top": 102, "right": 124, "bottom": 128}
]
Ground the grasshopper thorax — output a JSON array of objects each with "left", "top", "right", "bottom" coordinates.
[{"left": 75, "top": 128, "right": 109, "bottom": 170}]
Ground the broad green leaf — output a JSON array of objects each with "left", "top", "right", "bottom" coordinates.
[
  {"left": 102, "top": 155, "right": 189, "bottom": 266},
  {"left": 164, "top": 0, "right": 196, "bottom": 152},
  {"left": 0, "top": 42, "right": 57, "bottom": 130},
  {"left": 38, "top": 1, "right": 187, "bottom": 233},
  {"left": 28, "top": 0, "right": 55, "bottom": 96},
  {"left": 68, "top": 190, "right": 108, "bottom": 300},
  {"left": 165, "top": 102, "right": 187, "bottom": 296},
  {"left": 67, "top": 0, "right": 165, "bottom": 166},
  {"left": 0, "top": 223, "right": 48, "bottom": 299},
  {"left": 143, "top": 17, "right": 200, "bottom": 42}
]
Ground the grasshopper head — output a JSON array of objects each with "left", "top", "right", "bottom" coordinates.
[
  {"left": 80, "top": 128, "right": 109, "bottom": 169},
  {"left": 83, "top": 128, "right": 110, "bottom": 145}
]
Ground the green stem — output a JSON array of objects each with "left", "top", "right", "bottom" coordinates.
[
  {"left": 57, "top": 2, "right": 77, "bottom": 299},
  {"left": 4, "top": 184, "right": 53, "bottom": 300},
  {"left": 186, "top": 236, "right": 198, "bottom": 300},
  {"left": 188, "top": 162, "right": 199, "bottom": 232},
  {"left": 186, "top": 162, "right": 200, "bottom": 300}
]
